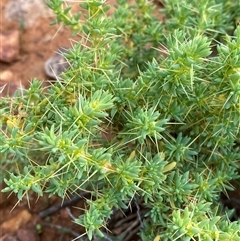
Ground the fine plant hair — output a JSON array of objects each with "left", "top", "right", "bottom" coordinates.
[{"left": 1, "top": 0, "right": 240, "bottom": 240}]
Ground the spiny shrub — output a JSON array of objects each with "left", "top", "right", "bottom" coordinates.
[{"left": 1, "top": 0, "right": 240, "bottom": 240}]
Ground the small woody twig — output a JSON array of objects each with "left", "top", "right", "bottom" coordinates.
[{"left": 39, "top": 193, "right": 88, "bottom": 218}]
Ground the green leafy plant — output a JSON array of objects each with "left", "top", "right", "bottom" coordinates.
[{"left": 1, "top": 0, "right": 240, "bottom": 240}]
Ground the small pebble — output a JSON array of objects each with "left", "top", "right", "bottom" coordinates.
[
  {"left": 1, "top": 210, "right": 32, "bottom": 233},
  {"left": 0, "top": 31, "right": 20, "bottom": 63}
]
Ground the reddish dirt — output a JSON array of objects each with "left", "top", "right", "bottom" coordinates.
[
  {"left": 0, "top": 189, "right": 86, "bottom": 241},
  {"left": 0, "top": 0, "right": 75, "bottom": 89}
]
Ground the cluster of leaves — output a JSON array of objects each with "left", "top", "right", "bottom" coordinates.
[
  {"left": 1, "top": 0, "right": 240, "bottom": 240},
  {"left": 162, "top": 0, "right": 239, "bottom": 38}
]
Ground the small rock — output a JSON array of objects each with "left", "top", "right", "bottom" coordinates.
[
  {"left": 17, "top": 228, "right": 38, "bottom": 241},
  {"left": 0, "top": 70, "right": 14, "bottom": 82},
  {"left": 44, "top": 47, "right": 70, "bottom": 79},
  {"left": 1, "top": 210, "right": 32, "bottom": 233},
  {"left": 0, "top": 31, "right": 20, "bottom": 63},
  {"left": 5, "top": 0, "right": 52, "bottom": 27}
]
